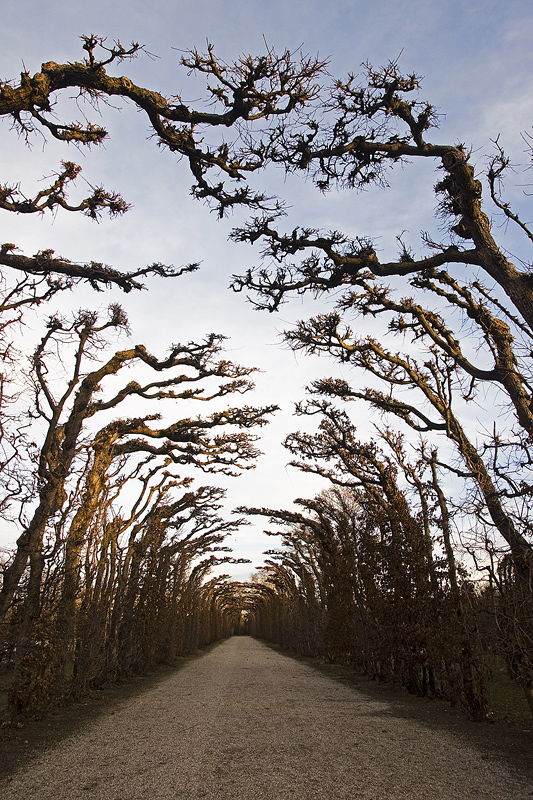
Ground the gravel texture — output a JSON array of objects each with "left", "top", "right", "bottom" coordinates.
[{"left": 1, "top": 636, "right": 532, "bottom": 799}]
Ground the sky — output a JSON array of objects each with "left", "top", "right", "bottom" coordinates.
[{"left": 1, "top": 0, "right": 532, "bottom": 579}]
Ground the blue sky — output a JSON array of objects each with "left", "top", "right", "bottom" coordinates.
[{"left": 1, "top": 0, "right": 532, "bottom": 577}]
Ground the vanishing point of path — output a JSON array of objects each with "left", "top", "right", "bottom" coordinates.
[{"left": 1, "top": 637, "right": 532, "bottom": 800}]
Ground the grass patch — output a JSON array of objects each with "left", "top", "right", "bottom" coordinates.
[
  {"left": 0, "top": 669, "right": 12, "bottom": 716},
  {"left": 485, "top": 654, "right": 532, "bottom": 724}
]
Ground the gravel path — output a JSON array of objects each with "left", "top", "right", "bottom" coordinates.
[{"left": 1, "top": 636, "right": 532, "bottom": 799}]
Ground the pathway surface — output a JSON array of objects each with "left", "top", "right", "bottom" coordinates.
[{"left": 1, "top": 637, "right": 532, "bottom": 800}]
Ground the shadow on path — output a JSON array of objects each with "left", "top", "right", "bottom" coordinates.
[
  {"left": 266, "top": 642, "right": 533, "bottom": 782},
  {"left": 0, "top": 643, "right": 222, "bottom": 780}
]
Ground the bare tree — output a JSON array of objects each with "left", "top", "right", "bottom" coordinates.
[
  {"left": 287, "top": 307, "right": 532, "bottom": 572},
  {"left": 0, "top": 36, "right": 325, "bottom": 289},
  {"left": 230, "top": 61, "right": 533, "bottom": 332}
]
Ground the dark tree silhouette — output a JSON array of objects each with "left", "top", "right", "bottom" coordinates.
[
  {"left": 0, "top": 36, "right": 325, "bottom": 289},
  {"left": 230, "top": 62, "right": 533, "bottom": 332}
]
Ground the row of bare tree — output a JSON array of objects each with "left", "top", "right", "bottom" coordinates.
[
  {"left": 236, "top": 258, "right": 533, "bottom": 714},
  {"left": 219, "top": 55, "right": 532, "bottom": 720},
  {"left": 0, "top": 37, "right": 308, "bottom": 713},
  {"left": 238, "top": 253, "right": 533, "bottom": 716},
  {"left": 0, "top": 293, "right": 275, "bottom": 712},
  {"left": 242, "top": 471, "right": 514, "bottom": 721}
]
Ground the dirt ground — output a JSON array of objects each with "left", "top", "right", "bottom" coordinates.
[{"left": 1, "top": 637, "right": 532, "bottom": 799}]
